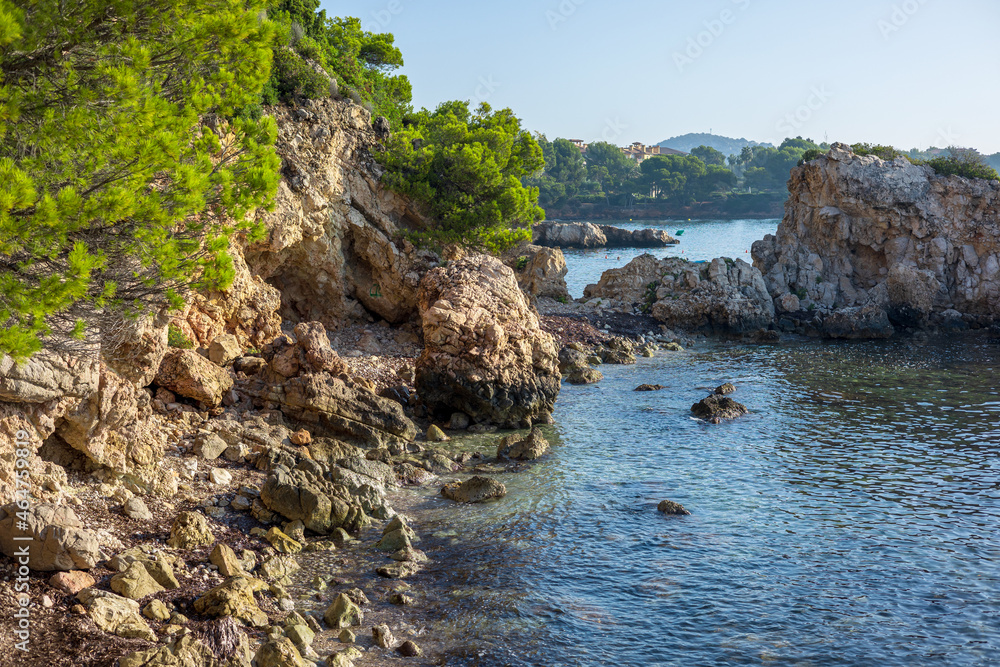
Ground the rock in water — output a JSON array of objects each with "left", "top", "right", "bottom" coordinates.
[
  {"left": 496, "top": 428, "right": 549, "bottom": 461},
  {"left": 324, "top": 593, "right": 362, "bottom": 629},
  {"left": 714, "top": 383, "right": 736, "bottom": 395},
  {"left": 567, "top": 368, "right": 603, "bottom": 385},
  {"left": 397, "top": 640, "right": 423, "bottom": 657},
  {"left": 635, "top": 384, "right": 665, "bottom": 392},
  {"left": 426, "top": 424, "right": 449, "bottom": 442},
  {"left": 441, "top": 476, "right": 507, "bottom": 503},
  {"left": 416, "top": 255, "right": 560, "bottom": 429},
  {"left": 658, "top": 500, "right": 692, "bottom": 515},
  {"left": 691, "top": 394, "right": 748, "bottom": 422}
]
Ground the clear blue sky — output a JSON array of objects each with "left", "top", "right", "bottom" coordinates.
[{"left": 319, "top": 0, "right": 1000, "bottom": 153}]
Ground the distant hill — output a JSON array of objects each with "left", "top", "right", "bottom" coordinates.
[{"left": 659, "top": 133, "right": 772, "bottom": 157}]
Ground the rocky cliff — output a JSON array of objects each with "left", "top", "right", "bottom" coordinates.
[{"left": 753, "top": 143, "right": 1000, "bottom": 335}]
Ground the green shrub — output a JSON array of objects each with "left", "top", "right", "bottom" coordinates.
[
  {"left": 516, "top": 256, "right": 529, "bottom": 271},
  {"left": 852, "top": 143, "right": 906, "bottom": 161},
  {"left": 924, "top": 151, "right": 999, "bottom": 181},
  {"left": 270, "top": 48, "right": 330, "bottom": 102},
  {"left": 167, "top": 324, "right": 194, "bottom": 350},
  {"left": 798, "top": 148, "right": 826, "bottom": 165}
]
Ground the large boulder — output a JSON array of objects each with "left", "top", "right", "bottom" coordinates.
[
  {"left": 77, "top": 588, "right": 157, "bottom": 641},
  {"left": 819, "top": 305, "right": 895, "bottom": 339},
  {"left": 156, "top": 349, "right": 233, "bottom": 406},
  {"left": 509, "top": 245, "right": 571, "bottom": 301},
  {"left": 260, "top": 465, "right": 372, "bottom": 534},
  {"left": 0, "top": 503, "right": 100, "bottom": 571},
  {"left": 416, "top": 255, "right": 560, "bottom": 428}
]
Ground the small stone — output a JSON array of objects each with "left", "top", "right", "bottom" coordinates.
[
  {"left": 715, "top": 383, "right": 736, "bottom": 395},
  {"left": 111, "top": 561, "right": 166, "bottom": 600},
  {"left": 254, "top": 637, "right": 303, "bottom": 667},
  {"left": 389, "top": 547, "right": 428, "bottom": 563},
  {"left": 323, "top": 593, "right": 362, "bottom": 629},
  {"left": 266, "top": 527, "right": 303, "bottom": 554},
  {"left": 194, "top": 433, "right": 228, "bottom": 460},
  {"left": 389, "top": 592, "right": 414, "bottom": 606},
  {"left": 49, "top": 570, "right": 96, "bottom": 595},
  {"left": 343, "top": 588, "right": 370, "bottom": 606},
  {"left": 285, "top": 623, "right": 315, "bottom": 649},
  {"left": 71, "top": 604, "right": 86, "bottom": 615},
  {"left": 231, "top": 495, "right": 252, "bottom": 511},
  {"left": 41, "top": 595, "right": 54, "bottom": 608},
  {"left": 634, "top": 384, "right": 665, "bottom": 392},
  {"left": 290, "top": 429, "right": 312, "bottom": 446},
  {"left": 167, "top": 511, "right": 215, "bottom": 549},
  {"left": 208, "top": 334, "right": 242, "bottom": 367},
  {"left": 142, "top": 599, "right": 171, "bottom": 621},
  {"left": 209, "top": 544, "right": 245, "bottom": 577},
  {"left": 372, "top": 623, "right": 395, "bottom": 649},
  {"left": 282, "top": 520, "right": 306, "bottom": 543},
  {"left": 210, "top": 468, "right": 233, "bottom": 486},
  {"left": 426, "top": 424, "right": 448, "bottom": 442},
  {"left": 375, "top": 528, "right": 412, "bottom": 552},
  {"left": 224, "top": 444, "right": 248, "bottom": 462},
  {"left": 123, "top": 497, "right": 153, "bottom": 521},
  {"left": 658, "top": 500, "right": 691, "bottom": 515},
  {"left": 663, "top": 342, "right": 684, "bottom": 352},
  {"left": 168, "top": 612, "right": 189, "bottom": 625},
  {"left": 375, "top": 562, "right": 421, "bottom": 579},
  {"left": 397, "top": 640, "right": 422, "bottom": 657},
  {"left": 448, "top": 412, "right": 470, "bottom": 430},
  {"left": 338, "top": 629, "right": 356, "bottom": 644}
]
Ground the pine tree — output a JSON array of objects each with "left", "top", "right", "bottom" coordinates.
[{"left": 0, "top": 0, "right": 281, "bottom": 360}]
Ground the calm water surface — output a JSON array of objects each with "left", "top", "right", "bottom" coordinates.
[
  {"left": 561, "top": 218, "right": 779, "bottom": 297},
  {"left": 404, "top": 337, "right": 1000, "bottom": 666}
]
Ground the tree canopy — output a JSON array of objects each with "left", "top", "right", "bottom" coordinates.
[
  {"left": 0, "top": 0, "right": 280, "bottom": 360},
  {"left": 379, "top": 101, "right": 545, "bottom": 252}
]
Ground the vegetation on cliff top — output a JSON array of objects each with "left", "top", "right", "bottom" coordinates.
[
  {"left": 0, "top": 0, "right": 280, "bottom": 360},
  {"left": 380, "top": 101, "right": 545, "bottom": 253}
]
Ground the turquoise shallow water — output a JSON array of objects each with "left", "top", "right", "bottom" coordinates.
[
  {"left": 561, "top": 218, "right": 779, "bottom": 298},
  {"left": 406, "top": 337, "right": 1000, "bottom": 666}
]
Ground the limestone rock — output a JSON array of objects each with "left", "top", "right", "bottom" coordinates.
[
  {"left": 397, "top": 640, "right": 423, "bottom": 657},
  {"left": 375, "top": 561, "right": 421, "bottom": 579},
  {"left": 123, "top": 496, "right": 153, "bottom": 521},
  {"left": 441, "top": 476, "right": 507, "bottom": 503},
  {"left": 533, "top": 222, "right": 677, "bottom": 249},
  {"left": 0, "top": 503, "right": 100, "bottom": 571},
  {"left": 753, "top": 144, "right": 1000, "bottom": 332},
  {"left": 156, "top": 349, "right": 233, "bottom": 406},
  {"left": 111, "top": 560, "right": 166, "bottom": 600},
  {"left": 820, "top": 305, "right": 894, "bottom": 340},
  {"left": 167, "top": 511, "right": 215, "bottom": 549},
  {"left": 416, "top": 255, "right": 560, "bottom": 428},
  {"left": 254, "top": 638, "right": 303, "bottom": 667},
  {"left": 567, "top": 368, "right": 603, "bottom": 385},
  {"left": 260, "top": 465, "right": 371, "bottom": 534},
  {"left": 509, "top": 245, "right": 571, "bottom": 301},
  {"left": 78, "top": 588, "right": 157, "bottom": 641},
  {"left": 266, "top": 527, "right": 303, "bottom": 554},
  {"left": 208, "top": 334, "right": 242, "bottom": 367},
  {"left": 120, "top": 630, "right": 252, "bottom": 667},
  {"left": 324, "top": 593, "right": 362, "bottom": 629},
  {"left": 425, "top": 424, "right": 448, "bottom": 442},
  {"left": 372, "top": 623, "right": 396, "bottom": 649},
  {"left": 194, "top": 576, "right": 269, "bottom": 627},
  {"left": 210, "top": 544, "right": 245, "bottom": 578},
  {"left": 496, "top": 428, "right": 549, "bottom": 461}
]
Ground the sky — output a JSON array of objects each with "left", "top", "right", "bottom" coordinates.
[{"left": 319, "top": 0, "right": 1000, "bottom": 153}]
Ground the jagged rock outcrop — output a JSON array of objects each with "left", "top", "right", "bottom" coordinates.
[
  {"left": 415, "top": 255, "right": 560, "bottom": 428},
  {"left": 533, "top": 222, "right": 678, "bottom": 248},
  {"left": 507, "top": 245, "right": 571, "bottom": 301},
  {"left": 243, "top": 99, "right": 438, "bottom": 327},
  {"left": 753, "top": 143, "right": 1000, "bottom": 335},
  {"left": 584, "top": 254, "right": 774, "bottom": 333},
  {"left": 244, "top": 323, "right": 416, "bottom": 446}
]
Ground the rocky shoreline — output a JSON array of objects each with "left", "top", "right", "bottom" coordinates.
[{"left": 4, "top": 110, "right": 1000, "bottom": 667}]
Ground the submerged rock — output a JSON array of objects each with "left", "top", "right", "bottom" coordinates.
[
  {"left": 635, "top": 384, "right": 665, "bottom": 392},
  {"left": 496, "top": 428, "right": 549, "bottom": 461},
  {"left": 441, "top": 476, "right": 507, "bottom": 503},
  {"left": 658, "top": 500, "right": 692, "bottom": 515}
]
